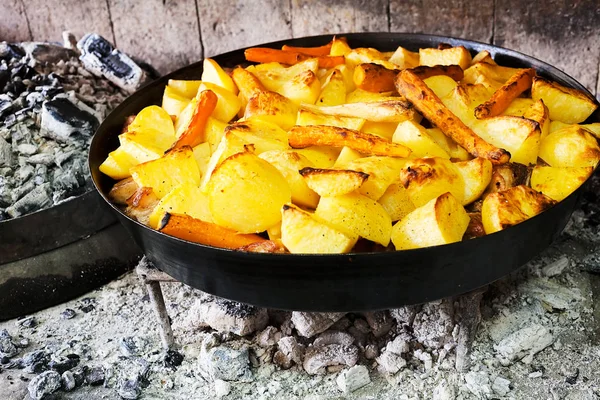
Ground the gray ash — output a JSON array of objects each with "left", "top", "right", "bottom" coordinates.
[{"left": 0, "top": 34, "right": 146, "bottom": 220}]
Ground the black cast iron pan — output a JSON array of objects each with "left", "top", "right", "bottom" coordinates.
[{"left": 89, "top": 33, "right": 600, "bottom": 312}]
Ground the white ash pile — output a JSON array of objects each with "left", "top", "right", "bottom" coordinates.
[{"left": 0, "top": 33, "right": 149, "bottom": 220}]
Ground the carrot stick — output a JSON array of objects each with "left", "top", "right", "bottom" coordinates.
[
  {"left": 475, "top": 68, "right": 536, "bottom": 119},
  {"left": 159, "top": 213, "right": 266, "bottom": 249},
  {"left": 282, "top": 42, "right": 332, "bottom": 57},
  {"left": 244, "top": 48, "right": 344, "bottom": 68},
  {"left": 171, "top": 90, "right": 218, "bottom": 149}
]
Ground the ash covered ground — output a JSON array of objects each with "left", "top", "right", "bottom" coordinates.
[{"left": 2, "top": 179, "right": 600, "bottom": 399}]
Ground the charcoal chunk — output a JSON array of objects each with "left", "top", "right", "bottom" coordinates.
[
  {"left": 5, "top": 183, "right": 52, "bottom": 218},
  {"left": 41, "top": 98, "right": 99, "bottom": 140},
  {"left": 85, "top": 366, "right": 105, "bottom": 385},
  {"left": 28, "top": 370, "right": 61, "bottom": 400},
  {"left": 78, "top": 34, "right": 147, "bottom": 93},
  {"left": 0, "top": 136, "right": 12, "bottom": 167}
]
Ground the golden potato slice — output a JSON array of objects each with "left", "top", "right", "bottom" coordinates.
[
  {"left": 423, "top": 75, "right": 458, "bottom": 99},
  {"left": 532, "top": 77, "right": 598, "bottom": 124},
  {"left": 471, "top": 50, "right": 496, "bottom": 65},
  {"left": 317, "top": 69, "right": 346, "bottom": 106},
  {"left": 345, "top": 48, "right": 398, "bottom": 70},
  {"left": 225, "top": 117, "right": 289, "bottom": 155},
  {"left": 389, "top": 46, "right": 420, "bottom": 69},
  {"left": 281, "top": 204, "right": 357, "bottom": 254},
  {"left": 204, "top": 117, "right": 228, "bottom": 153},
  {"left": 418, "top": 46, "right": 472, "bottom": 70},
  {"left": 425, "top": 128, "right": 470, "bottom": 161},
  {"left": 296, "top": 109, "right": 365, "bottom": 131},
  {"left": 128, "top": 105, "right": 176, "bottom": 138},
  {"left": 582, "top": 123, "right": 600, "bottom": 138},
  {"left": 300, "top": 100, "right": 418, "bottom": 123},
  {"left": 530, "top": 166, "right": 593, "bottom": 202},
  {"left": 378, "top": 182, "right": 415, "bottom": 222},
  {"left": 162, "top": 86, "right": 190, "bottom": 117},
  {"left": 538, "top": 125, "right": 600, "bottom": 168},
  {"left": 250, "top": 59, "right": 321, "bottom": 104},
  {"left": 315, "top": 192, "right": 393, "bottom": 246},
  {"left": 148, "top": 183, "right": 213, "bottom": 229},
  {"left": 130, "top": 146, "right": 201, "bottom": 198},
  {"left": 245, "top": 90, "right": 299, "bottom": 130},
  {"left": 481, "top": 185, "right": 556, "bottom": 234},
  {"left": 345, "top": 89, "right": 395, "bottom": 103},
  {"left": 358, "top": 121, "right": 396, "bottom": 141},
  {"left": 400, "top": 157, "right": 465, "bottom": 207},
  {"left": 299, "top": 167, "right": 368, "bottom": 197},
  {"left": 391, "top": 192, "right": 470, "bottom": 250},
  {"left": 463, "top": 63, "right": 521, "bottom": 85},
  {"left": 523, "top": 100, "right": 550, "bottom": 141},
  {"left": 167, "top": 80, "right": 201, "bottom": 98},
  {"left": 392, "top": 120, "right": 450, "bottom": 159},
  {"left": 501, "top": 98, "right": 535, "bottom": 117},
  {"left": 100, "top": 146, "right": 139, "bottom": 180},
  {"left": 197, "top": 82, "right": 242, "bottom": 123},
  {"left": 294, "top": 146, "right": 341, "bottom": 168},
  {"left": 334, "top": 146, "right": 363, "bottom": 167},
  {"left": 192, "top": 142, "right": 211, "bottom": 177},
  {"left": 259, "top": 150, "right": 320, "bottom": 209},
  {"left": 159, "top": 213, "right": 265, "bottom": 249},
  {"left": 441, "top": 83, "right": 493, "bottom": 127},
  {"left": 202, "top": 58, "right": 238, "bottom": 94},
  {"left": 289, "top": 125, "right": 411, "bottom": 158},
  {"left": 343, "top": 156, "right": 406, "bottom": 200},
  {"left": 454, "top": 158, "right": 493, "bottom": 205},
  {"left": 207, "top": 151, "right": 291, "bottom": 233},
  {"left": 200, "top": 132, "right": 252, "bottom": 189},
  {"left": 330, "top": 37, "right": 352, "bottom": 57},
  {"left": 472, "top": 116, "right": 540, "bottom": 165}
]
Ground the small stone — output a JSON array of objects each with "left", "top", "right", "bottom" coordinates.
[
  {"left": 492, "top": 376, "right": 511, "bottom": 396},
  {"left": 214, "top": 379, "right": 231, "bottom": 398},
  {"left": 182, "top": 296, "right": 268, "bottom": 336},
  {"left": 61, "top": 370, "right": 76, "bottom": 391},
  {"left": 164, "top": 349, "right": 184, "bottom": 369},
  {"left": 303, "top": 344, "right": 358, "bottom": 375},
  {"left": 494, "top": 324, "right": 554, "bottom": 365},
  {"left": 117, "top": 378, "right": 141, "bottom": 399},
  {"left": 363, "top": 311, "right": 394, "bottom": 338},
  {"left": 28, "top": 370, "right": 61, "bottom": 400},
  {"left": 0, "top": 331, "right": 18, "bottom": 359},
  {"left": 291, "top": 312, "right": 346, "bottom": 338},
  {"left": 376, "top": 350, "right": 406, "bottom": 375},
  {"left": 256, "top": 326, "right": 281, "bottom": 347},
  {"left": 78, "top": 297, "right": 96, "bottom": 313},
  {"left": 49, "top": 354, "right": 80, "bottom": 374},
  {"left": 85, "top": 366, "right": 105, "bottom": 385},
  {"left": 364, "top": 344, "right": 378, "bottom": 360},
  {"left": 386, "top": 336, "right": 410, "bottom": 355},
  {"left": 336, "top": 365, "right": 370, "bottom": 393},
  {"left": 22, "top": 350, "right": 47, "bottom": 369},
  {"left": 464, "top": 371, "right": 492, "bottom": 398},
  {"left": 61, "top": 308, "right": 76, "bottom": 319},
  {"left": 313, "top": 330, "right": 354, "bottom": 347},
  {"left": 71, "top": 366, "right": 87, "bottom": 387},
  {"left": 199, "top": 345, "right": 252, "bottom": 382},
  {"left": 565, "top": 368, "right": 579, "bottom": 385},
  {"left": 120, "top": 336, "right": 149, "bottom": 356}
]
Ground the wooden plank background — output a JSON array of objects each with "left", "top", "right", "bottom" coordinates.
[{"left": 1, "top": 0, "right": 599, "bottom": 96}]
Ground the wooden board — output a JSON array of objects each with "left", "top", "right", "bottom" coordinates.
[
  {"left": 198, "top": 0, "right": 292, "bottom": 57},
  {"left": 109, "top": 0, "right": 203, "bottom": 75},
  {"left": 494, "top": 0, "right": 600, "bottom": 94},
  {"left": 389, "top": 0, "right": 494, "bottom": 43},
  {"left": 291, "top": 0, "right": 389, "bottom": 37},
  {"left": 0, "top": 0, "right": 32, "bottom": 42},
  {"left": 21, "top": 0, "right": 114, "bottom": 44}
]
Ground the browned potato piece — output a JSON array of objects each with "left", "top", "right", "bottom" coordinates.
[
  {"left": 474, "top": 68, "right": 536, "bottom": 119},
  {"left": 299, "top": 167, "right": 369, "bottom": 197},
  {"left": 396, "top": 69, "right": 511, "bottom": 164},
  {"left": 109, "top": 177, "right": 139, "bottom": 205},
  {"left": 481, "top": 185, "right": 556, "bottom": 234},
  {"left": 419, "top": 46, "right": 472, "bottom": 70},
  {"left": 538, "top": 125, "right": 600, "bottom": 168},
  {"left": 531, "top": 76, "right": 598, "bottom": 124},
  {"left": 288, "top": 125, "right": 412, "bottom": 157},
  {"left": 530, "top": 166, "right": 593, "bottom": 202},
  {"left": 400, "top": 157, "right": 465, "bottom": 207},
  {"left": 409, "top": 65, "right": 464, "bottom": 81}
]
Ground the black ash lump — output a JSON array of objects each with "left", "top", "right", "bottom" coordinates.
[{"left": 0, "top": 33, "right": 149, "bottom": 220}]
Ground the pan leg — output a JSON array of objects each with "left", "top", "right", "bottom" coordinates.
[
  {"left": 146, "top": 280, "right": 175, "bottom": 350},
  {"left": 455, "top": 287, "right": 487, "bottom": 372}
]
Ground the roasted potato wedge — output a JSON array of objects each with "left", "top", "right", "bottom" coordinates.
[
  {"left": 343, "top": 156, "right": 406, "bottom": 200},
  {"left": 281, "top": 204, "right": 357, "bottom": 254},
  {"left": 530, "top": 166, "right": 593, "bottom": 202},
  {"left": 392, "top": 120, "right": 450, "bottom": 159},
  {"left": 148, "top": 183, "right": 213, "bottom": 229},
  {"left": 317, "top": 69, "right": 346, "bottom": 106},
  {"left": 378, "top": 182, "right": 416, "bottom": 222},
  {"left": 531, "top": 76, "right": 598, "bottom": 124},
  {"left": 538, "top": 125, "right": 600, "bottom": 168},
  {"left": 419, "top": 46, "right": 472, "bottom": 70},
  {"left": 454, "top": 158, "right": 493, "bottom": 205},
  {"left": 481, "top": 185, "right": 556, "bottom": 234},
  {"left": 299, "top": 167, "right": 368, "bottom": 197},
  {"left": 400, "top": 157, "right": 465, "bottom": 207},
  {"left": 391, "top": 192, "right": 470, "bottom": 250}
]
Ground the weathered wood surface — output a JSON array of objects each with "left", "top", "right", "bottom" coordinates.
[
  {"left": 1, "top": 0, "right": 599, "bottom": 96},
  {"left": 0, "top": 0, "right": 31, "bottom": 42},
  {"left": 109, "top": 0, "right": 203, "bottom": 75},
  {"left": 21, "top": 0, "right": 114, "bottom": 45},
  {"left": 291, "top": 0, "right": 388, "bottom": 36},
  {"left": 494, "top": 0, "right": 600, "bottom": 93},
  {"left": 198, "top": 0, "right": 292, "bottom": 57},
  {"left": 389, "top": 0, "right": 494, "bottom": 43}
]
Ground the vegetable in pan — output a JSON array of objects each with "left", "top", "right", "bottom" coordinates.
[{"left": 101, "top": 37, "right": 599, "bottom": 253}]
